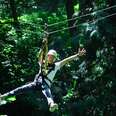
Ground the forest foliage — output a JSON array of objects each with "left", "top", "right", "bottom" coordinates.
[{"left": 0, "top": 0, "right": 116, "bottom": 116}]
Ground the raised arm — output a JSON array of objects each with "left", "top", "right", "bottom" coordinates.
[
  {"left": 37, "top": 38, "right": 48, "bottom": 64},
  {"left": 59, "top": 48, "right": 86, "bottom": 68}
]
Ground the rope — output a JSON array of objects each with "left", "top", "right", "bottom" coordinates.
[
  {"left": 47, "top": 12, "right": 116, "bottom": 35},
  {"left": 44, "top": 38, "right": 48, "bottom": 74},
  {"left": 47, "top": 5, "right": 116, "bottom": 27},
  {"left": 41, "top": 24, "right": 49, "bottom": 75}
]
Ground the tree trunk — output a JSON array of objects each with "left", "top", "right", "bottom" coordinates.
[
  {"left": 8, "top": 0, "right": 21, "bottom": 36},
  {"left": 65, "top": 0, "right": 77, "bottom": 37}
]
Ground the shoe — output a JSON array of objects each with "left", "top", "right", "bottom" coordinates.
[
  {"left": 49, "top": 102, "right": 58, "bottom": 112},
  {"left": 0, "top": 94, "right": 16, "bottom": 106},
  {"left": 0, "top": 94, "right": 7, "bottom": 106}
]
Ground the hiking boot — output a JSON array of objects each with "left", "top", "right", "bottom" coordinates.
[{"left": 49, "top": 102, "right": 58, "bottom": 112}]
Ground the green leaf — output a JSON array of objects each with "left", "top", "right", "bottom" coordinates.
[
  {"left": 74, "top": 3, "right": 80, "bottom": 12},
  {"left": 7, "top": 96, "right": 16, "bottom": 102}
]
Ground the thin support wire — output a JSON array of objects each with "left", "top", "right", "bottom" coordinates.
[{"left": 48, "top": 12, "right": 116, "bottom": 35}]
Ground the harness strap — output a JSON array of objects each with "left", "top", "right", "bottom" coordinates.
[
  {"left": 44, "top": 77, "right": 52, "bottom": 84},
  {"left": 43, "top": 63, "right": 55, "bottom": 84}
]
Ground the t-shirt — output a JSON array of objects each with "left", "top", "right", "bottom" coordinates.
[{"left": 44, "top": 62, "right": 61, "bottom": 87}]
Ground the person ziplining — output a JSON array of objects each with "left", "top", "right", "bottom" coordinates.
[{"left": 0, "top": 36, "right": 86, "bottom": 112}]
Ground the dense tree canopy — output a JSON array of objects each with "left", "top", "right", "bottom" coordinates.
[{"left": 0, "top": 0, "right": 116, "bottom": 116}]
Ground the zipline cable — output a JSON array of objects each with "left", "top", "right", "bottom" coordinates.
[
  {"left": 19, "top": 5, "right": 116, "bottom": 30},
  {"left": 47, "top": 12, "right": 116, "bottom": 35},
  {"left": 47, "top": 5, "right": 116, "bottom": 27}
]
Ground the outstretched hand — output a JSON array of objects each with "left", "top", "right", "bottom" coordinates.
[{"left": 77, "top": 48, "right": 86, "bottom": 57}]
